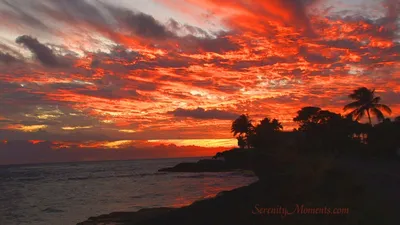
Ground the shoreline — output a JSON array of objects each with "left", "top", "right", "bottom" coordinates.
[{"left": 77, "top": 155, "right": 400, "bottom": 225}]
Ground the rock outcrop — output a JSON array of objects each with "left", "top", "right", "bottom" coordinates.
[{"left": 158, "top": 159, "right": 233, "bottom": 172}]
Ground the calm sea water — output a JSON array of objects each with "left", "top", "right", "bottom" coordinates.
[{"left": 0, "top": 157, "right": 257, "bottom": 225}]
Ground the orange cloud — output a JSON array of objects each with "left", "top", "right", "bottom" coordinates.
[
  {"left": 0, "top": 0, "right": 399, "bottom": 145},
  {"left": 7, "top": 124, "right": 48, "bottom": 132}
]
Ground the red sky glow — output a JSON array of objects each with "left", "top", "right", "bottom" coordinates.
[{"left": 0, "top": 0, "right": 399, "bottom": 164}]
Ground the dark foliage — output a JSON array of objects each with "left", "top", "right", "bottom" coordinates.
[
  {"left": 248, "top": 118, "right": 283, "bottom": 149},
  {"left": 367, "top": 118, "right": 400, "bottom": 157},
  {"left": 228, "top": 87, "right": 398, "bottom": 158},
  {"left": 344, "top": 87, "right": 391, "bottom": 125},
  {"left": 231, "top": 114, "right": 253, "bottom": 149}
]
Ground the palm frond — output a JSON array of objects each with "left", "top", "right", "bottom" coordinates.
[
  {"left": 374, "top": 104, "right": 392, "bottom": 114},
  {"left": 370, "top": 108, "right": 385, "bottom": 122},
  {"left": 348, "top": 87, "right": 373, "bottom": 101},
  {"left": 354, "top": 109, "right": 365, "bottom": 121},
  {"left": 346, "top": 108, "right": 358, "bottom": 119},
  {"left": 371, "top": 97, "right": 381, "bottom": 104},
  {"left": 344, "top": 101, "right": 363, "bottom": 111}
]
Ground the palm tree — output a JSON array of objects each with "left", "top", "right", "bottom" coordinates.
[
  {"left": 237, "top": 136, "right": 246, "bottom": 149},
  {"left": 293, "top": 106, "right": 322, "bottom": 124},
  {"left": 257, "top": 118, "right": 283, "bottom": 132},
  {"left": 293, "top": 106, "right": 322, "bottom": 130},
  {"left": 231, "top": 114, "right": 253, "bottom": 149},
  {"left": 344, "top": 87, "right": 392, "bottom": 125},
  {"left": 251, "top": 118, "right": 283, "bottom": 149}
]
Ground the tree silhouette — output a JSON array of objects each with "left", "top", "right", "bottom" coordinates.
[
  {"left": 368, "top": 118, "right": 400, "bottom": 156},
  {"left": 250, "top": 118, "right": 283, "bottom": 149},
  {"left": 258, "top": 118, "right": 283, "bottom": 131},
  {"left": 344, "top": 87, "right": 392, "bottom": 125},
  {"left": 237, "top": 136, "right": 246, "bottom": 149},
  {"left": 395, "top": 116, "right": 400, "bottom": 123},
  {"left": 293, "top": 107, "right": 363, "bottom": 153},
  {"left": 231, "top": 114, "right": 253, "bottom": 149},
  {"left": 293, "top": 107, "right": 322, "bottom": 131}
]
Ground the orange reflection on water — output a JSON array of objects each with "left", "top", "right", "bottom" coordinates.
[
  {"left": 170, "top": 176, "right": 256, "bottom": 208},
  {"left": 28, "top": 140, "right": 45, "bottom": 145}
]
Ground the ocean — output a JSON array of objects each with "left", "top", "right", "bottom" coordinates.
[{"left": 0, "top": 157, "right": 258, "bottom": 225}]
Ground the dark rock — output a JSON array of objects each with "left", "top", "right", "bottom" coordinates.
[
  {"left": 76, "top": 207, "right": 175, "bottom": 225},
  {"left": 158, "top": 159, "right": 232, "bottom": 172}
]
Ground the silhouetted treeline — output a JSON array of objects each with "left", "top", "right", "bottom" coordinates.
[{"left": 230, "top": 87, "right": 400, "bottom": 158}]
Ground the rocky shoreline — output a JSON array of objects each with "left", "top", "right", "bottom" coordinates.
[
  {"left": 76, "top": 208, "right": 176, "bottom": 225},
  {"left": 77, "top": 150, "right": 400, "bottom": 225},
  {"left": 158, "top": 159, "right": 234, "bottom": 172}
]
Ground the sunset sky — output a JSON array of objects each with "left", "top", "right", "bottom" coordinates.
[{"left": 0, "top": 0, "right": 399, "bottom": 164}]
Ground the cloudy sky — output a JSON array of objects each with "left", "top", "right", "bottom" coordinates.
[{"left": 0, "top": 0, "right": 399, "bottom": 164}]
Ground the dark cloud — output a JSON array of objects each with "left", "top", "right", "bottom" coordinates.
[
  {"left": 102, "top": 4, "right": 175, "bottom": 39},
  {"left": 78, "top": 88, "right": 140, "bottom": 100},
  {"left": 167, "top": 19, "right": 210, "bottom": 37},
  {"left": 136, "top": 82, "right": 157, "bottom": 91},
  {"left": 387, "top": 44, "right": 400, "bottom": 54},
  {"left": 0, "top": 52, "right": 18, "bottom": 64},
  {"left": 15, "top": 35, "right": 72, "bottom": 67},
  {"left": 0, "top": 85, "right": 53, "bottom": 113},
  {"left": 0, "top": 129, "right": 110, "bottom": 142},
  {"left": 280, "top": 0, "right": 317, "bottom": 32},
  {"left": 380, "top": 91, "right": 400, "bottom": 104},
  {"left": 0, "top": 43, "right": 24, "bottom": 59},
  {"left": 4, "top": 0, "right": 239, "bottom": 55},
  {"left": 90, "top": 46, "right": 141, "bottom": 69},
  {"left": 125, "top": 56, "right": 192, "bottom": 70},
  {"left": 0, "top": 140, "right": 223, "bottom": 165},
  {"left": 106, "top": 7, "right": 238, "bottom": 52},
  {"left": 321, "top": 39, "right": 362, "bottom": 50},
  {"left": 0, "top": 0, "right": 49, "bottom": 31},
  {"left": 192, "top": 79, "right": 214, "bottom": 87},
  {"left": 253, "top": 0, "right": 318, "bottom": 35},
  {"left": 119, "top": 11, "right": 173, "bottom": 39},
  {"left": 53, "top": 0, "right": 108, "bottom": 25},
  {"left": 169, "top": 107, "right": 239, "bottom": 120},
  {"left": 332, "top": 5, "right": 399, "bottom": 41},
  {"left": 230, "top": 56, "right": 288, "bottom": 70},
  {"left": 383, "top": 0, "right": 400, "bottom": 29},
  {"left": 16, "top": 0, "right": 174, "bottom": 40},
  {"left": 18, "top": 0, "right": 110, "bottom": 31},
  {"left": 193, "top": 35, "right": 240, "bottom": 53},
  {"left": 299, "top": 46, "right": 339, "bottom": 64},
  {"left": 49, "top": 82, "right": 91, "bottom": 91}
]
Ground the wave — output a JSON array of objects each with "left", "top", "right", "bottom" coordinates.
[
  {"left": 42, "top": 207, "right": 64, "bottom": 213},
  {"left": 174, "top": 172, "right": 245, "bottom": 179},
  {"left": 66, "top": 172, "right": 168, "bottom": 181},
  {"left": 14, "top": 177, "right": 46, "bottom": 182}
]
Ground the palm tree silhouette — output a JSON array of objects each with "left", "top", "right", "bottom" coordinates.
[
  {"left": 231, "top": 114, "right": 253, "bottom": 149},
  {"left": 237, "top": 136, "right": 246, "bottom": 149},
  {"left": 256, "top": 118, "right": 283, "bottom": 132},
  {"left": 344, "top": 87, "right": 392, "bottom": 125},
  {"left": 251, "top": 118, "right": 283, "bottom": 149}
]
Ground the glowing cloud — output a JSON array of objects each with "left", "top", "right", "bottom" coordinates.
[
  {"left": 7, "top": 125, "right": 48, "bottom": 132},
  {"left": 62, "top": 126, "right": 93, "bottom": 131}
]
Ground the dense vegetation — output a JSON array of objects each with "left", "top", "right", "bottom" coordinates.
[{"left": 230, "top": 87, "right": 400, "bottom": 158}]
